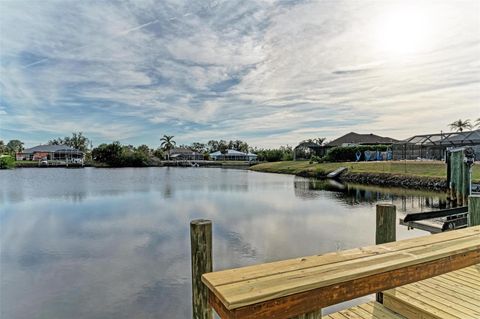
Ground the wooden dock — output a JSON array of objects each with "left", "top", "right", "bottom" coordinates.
[
  {"left": 324, "top": 301, "right": 403, "bottom": 319},
  {"left": 383, "top": 264, "right": 480, "bottom": 319},
  {"left": 201, "top": 226, "right": 480, "bottom": 319},
  {"left": 324, "top": 264, "right": 480, "bottom": 319},
  {"left": 190, "top": 198, "right": 480, "bottom": 319}
]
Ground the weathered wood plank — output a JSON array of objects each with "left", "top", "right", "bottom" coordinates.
[
  {"left": 469, "top": 195, "right": 480, "bottom": 226},
  {"left": 376, "top": 204, "right": 396, "bottom": 245},
  {"left": 375, "top": 204, "right": 396, "bottom": 303},
  {"left": 208, "top": 250, "right": 480, "bottom": 319}
]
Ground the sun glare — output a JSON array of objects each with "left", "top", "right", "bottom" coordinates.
[{"left": 374, "top": 6, "right": 434, "bottom": 56}]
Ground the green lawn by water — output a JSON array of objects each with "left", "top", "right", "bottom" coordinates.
[{"left": 250, "top": 160, "right": 480, "bottom": 182}]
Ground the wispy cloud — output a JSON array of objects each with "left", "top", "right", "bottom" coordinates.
[{"left": 0, "top": 0, "right": 479, "bottom": 147}]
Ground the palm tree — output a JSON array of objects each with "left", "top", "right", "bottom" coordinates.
[
  {"left": 160, "top": 135, "right": 176, "bottom": 160},
  {"left": 449, "top": 119, "right": 472, "bottom": 132}
]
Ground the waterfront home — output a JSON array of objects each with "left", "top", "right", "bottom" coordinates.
[
  {"left": 326, "top": 132, "right": 398, "bottom": 147},
  {"left": 294, "top": 132, "right": 398, "bottom": 160},
  {"left": 16, "top": 144, "right": 84, "bottom": 162},
  {"left": 392, "top": 129, "right": 480, "bottom": 160},
  {"left": 209, "top": 149, "right": 257, "bottom": 161},
  {"left": 169, "top": 148, "right": 204, "bottom": 160}
]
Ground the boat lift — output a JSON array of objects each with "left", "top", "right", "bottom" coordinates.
[{"left": 400, "top": 147, "right": 475, "bottom": 233}]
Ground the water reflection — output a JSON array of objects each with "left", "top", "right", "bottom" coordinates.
[
  {"left": 294, "top": 178, "right": 448, "bottom": 213},
  {"left": 1, "top": 168, "right": 437, "bottom": 319}
]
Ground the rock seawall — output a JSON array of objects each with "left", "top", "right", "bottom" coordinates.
[{"left": 339, "top": 172, "right": 447, "bottom": 191}]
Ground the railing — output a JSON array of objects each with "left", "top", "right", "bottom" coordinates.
[{"left": 190, "top": 195, "right": 480, "bottom": 319}]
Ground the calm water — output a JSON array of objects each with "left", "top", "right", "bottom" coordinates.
[{"left": 0, "top": 168, "right": 445, "bottom": 319}]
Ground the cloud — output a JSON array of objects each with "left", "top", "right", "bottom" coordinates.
[{"left": 0, "top": 0, "right": 479, "bottom": 147}]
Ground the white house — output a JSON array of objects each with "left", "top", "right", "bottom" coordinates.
[{"left": 209, "top": 149, "right": 257, "bottom": 161}]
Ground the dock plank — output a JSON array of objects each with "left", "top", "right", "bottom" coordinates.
[
  {"left": 322, "top": 302, "right": 403, "bottom": 319},
  {"left": 203, "top": 227, "right": 480, "bottom": 288},
  {"left": 399, "top": 285, "right": 480, "bottom": 317},
  {"left": 428, "top": 276, "right": 480, "bottom": 300},
  {"left": 208, "top": 235, "right": 480, "bottom": 309},
  {"left": 414, "top": 280, "right": 480, "bottom": 305},
  {"left": 384, "top": 289, "right": 458, "bottom": 319},
  {"left": 383, "top": 265, "right": 480, "bottom": 319}
]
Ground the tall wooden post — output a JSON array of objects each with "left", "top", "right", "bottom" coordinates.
[
  {"left": 375, "top": 204, "right": 396, "bottom": 303},
  {"left": 469, "top": 195, "right": 480, "bottom": 227},
  {"left": 191, "top": 219, "right": 213, "bottom": 319}
]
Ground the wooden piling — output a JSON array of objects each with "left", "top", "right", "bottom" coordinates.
[
  {"left": 376, "top": 204, "right": 396, "bottom": 244},
  {"left": 191, "top": 219, "right": 213, "bottom": 319},
  {"left": 469, "top": 195, "right": 480, "bottom": 227},
  {"left": 375, "top": 204, "right": 396, "bottom": 302}
]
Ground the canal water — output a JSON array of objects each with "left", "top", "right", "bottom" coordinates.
[{"left": 0, "top": 167, "right": 446, "bottom": 319}]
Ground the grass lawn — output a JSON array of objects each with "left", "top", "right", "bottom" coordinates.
[{"left": 250, "top": 160, "right": 480, "bottom": 182}]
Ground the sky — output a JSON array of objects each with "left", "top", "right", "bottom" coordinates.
[{"left": 0, "top": 0, "right": 479, "bottom": 148}]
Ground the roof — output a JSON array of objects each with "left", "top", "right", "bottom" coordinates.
[
  {"left": 209, "top": 149, "right": 257, "bottom": 156},
  {"left": 395, "top": 130, "right": 480, "bottom": 146},
  {"left": 326, "top": 132, "right": 398, "bottom": 147},
  {"left": 225, "top": 149, "right": 246, "bottom": 156},
  {"left": 170, "top": 147, "right": 201, "bottom": 155},
  {"left": 210, "top": 151, "right": 222, "bottom": 156},
  {"left": 21, "top": 144, "right": 83, "bottom": 153}
]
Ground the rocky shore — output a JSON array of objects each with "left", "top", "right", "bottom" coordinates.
[{"left": 338, "top": 172, "right": 448, "bottom": 191}]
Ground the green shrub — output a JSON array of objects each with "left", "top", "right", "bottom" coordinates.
[
  {"left": 309, "top": 155, "right": 322, "bottom": 163},
  {"left": 255, "top": 146, "right": 293, "bottom": 162},
  {"left": 0, "top": 155, "right": 15, "bottom": 169},
  {"left": 323, "top": 145, "right": 389, "bottom": 162}
]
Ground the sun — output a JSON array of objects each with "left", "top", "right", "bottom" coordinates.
[{"left": 373, "top": 5, "right": 434, "bottom": 56}]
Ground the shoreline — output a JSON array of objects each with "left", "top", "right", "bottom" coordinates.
[
  {"left": 7, "top": 160, "right": 478, "bottom": 192},
  {"left": 250, "top": 160, "right": 480, "bottom": 191},
  {"left": 338, "top": 172, "right": 447, "bottom": 191},
  {"left": 11, "top": 160, "right": 254, "bottom": 169}
]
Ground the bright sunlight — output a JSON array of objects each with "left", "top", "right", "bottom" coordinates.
[{"left": 373, "top": 5, "right": 436, "bottom": 56}]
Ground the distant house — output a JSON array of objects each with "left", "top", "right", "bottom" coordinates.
[
  {"left": 209, "top": 149, "right": 257, "bottom": 161},
  {"left": 169, "top": 148, "right": 203, "bottom": 161},
  {"left": 294, "top": 132, "right": 398, "bottom": 160},
  {"left": 326, "top": 132, "right": 398, "bottom": 147},
  {"left": 16, "top": 145, "right": 84, "bottom": 162}
]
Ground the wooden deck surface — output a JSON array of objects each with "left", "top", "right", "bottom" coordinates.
[
  {"left": 383, "top": 264, "right": 480, "bottom": 319},
  {"left": 323, "top": 301, "right": 404, "bottom": 319},
  {"left": 202, "top": 226, "right": 480, "bottom": 312}
]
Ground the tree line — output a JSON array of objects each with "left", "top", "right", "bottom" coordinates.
[
  {"left": 0, "top": 132, "right": 296, "bottom": 166},
  {"left": 2, "top": 119, "right": 478, "bottom": 167}
]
